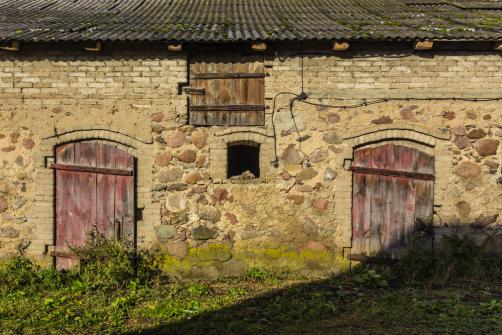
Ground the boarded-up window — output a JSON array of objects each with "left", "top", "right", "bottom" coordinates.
[
  {"left": 350, "top": 144, "right": 434, "bottom": 258},
  {"left": 189, "top": 53, "right": 265, "bottom": 126},
  {"left": 52, "top": 141, "right": 135, "bottom": 269}
]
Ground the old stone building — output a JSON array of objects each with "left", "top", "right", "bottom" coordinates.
[{"left": 0, "top": 0, "right": 501, "bottom": 277}]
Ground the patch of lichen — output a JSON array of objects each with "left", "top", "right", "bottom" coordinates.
[
  {"left": 187, "top": 244, "right": 232, "bottom": 264},
  {"left": 234, "top": 246, "right": 349, "bottom": 273},
  {"left": 161, "top": 254, "right": 191, "bottom": 278},
  {"left": 161, "top": 244, "right": 233, "bottom": 278},
  {"left": 161, "top": 244, "right": 350, "bottom": 279}
]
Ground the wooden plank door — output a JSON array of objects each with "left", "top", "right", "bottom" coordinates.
[
  {"left": 351, "top": 144, "right": 434, "bottom": 258},
  {"left": 53, "top": 141, "right": 134, "bottom": 269}
]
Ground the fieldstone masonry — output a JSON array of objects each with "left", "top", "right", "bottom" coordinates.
[{"left": 0, "top": 43, "right": 501, "bottom": 278}]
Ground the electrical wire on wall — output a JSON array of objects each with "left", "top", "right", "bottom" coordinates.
[
  {"left": 271, "top": 91, "right": 300, "bottom": 167},
  {"left": 270, "top": 44, "right": 502, "bottom": 166}
]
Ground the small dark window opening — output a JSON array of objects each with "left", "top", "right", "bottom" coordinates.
[{"left": 227, "top": 143, "right": 260, "bottom": 178}]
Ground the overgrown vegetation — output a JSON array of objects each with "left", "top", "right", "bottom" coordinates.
[
  {"left": 1, "top": 233, "right": 502, "bottom": 334},
  {"left": 0, "top": 232, "right": 162, "bottom": 334},
  {"left": 392, "top": 230, "right": 502, "bottom": 287}
]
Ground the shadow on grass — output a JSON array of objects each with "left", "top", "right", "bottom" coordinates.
[
  {"left": 125, "top": 269, "right": 502, "bottom": 335},
  {"left": 127, "top": 232, "right": 502, "bottom": 335}
]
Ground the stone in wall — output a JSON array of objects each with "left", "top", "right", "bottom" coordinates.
[
  {"left": 9, "top": 132, "right": 20, "bottom": 143},
  {"left": 2, "top": 146, "right": 15, "bottom": 152},
  {"left": 152, "top": 124, "right": 164, "bottom": 133},
  {"left": 166, "top": 241, "right": 188, "bottom": 258},
  {"left": 322, "top": 131, "right": 342, "bottom": 144},
  {"left": 281, "top": 170, "right": 292, "bottom": 180},
  {"left": 309, "top": 148, "right": 328, "bottom": 163},
  {"left": 474, "top": 138, "right": 499, "bottom": 156},
  {"left": 454, "top": 136, "right": 470, "bottom": 149},
  {"left": 466, "top": 111, "right": 478, "bottom": 120},
  {"left": 484, "top": 160, "right": 500, "bottom": 174},
  {"left": 473, "top": 214, "right": 499, "bottom": 228},
  {"left": 456, "top": 161, "right": 481, "bottom": 178},
  {"left": 196, "top": 155, "right": 206, "bottom": 168},
  {"left": 281, "top": 144, "right": 303, "bottom": 164},
  {"left": 241, "top": 224, "right": 259, "bottom": 240},
  {"left": 192, "top": 226, "right": 218, "bottom": 240},
  {"left": 456, "top": 201, "right": 471, "bottom": 215},
  {"left": 400, "top": 106, "right": 418, "bottom": 121},
  {"left": 294, "top": 184, "right": 314, "bottom": 192},
  {"left": 326, "top": 113, "right": 340, "bottom": 124},
  {"left": 191, "top": 128, "right": 208, "bottom": 149},
  {"left": 165, "top": 183, "right": 189, "bottom": 192},
  {"left": 151, "top": 112, "right": 164, "bottom": 123},
  {"left": 224, "top": 212, "right": 238, "bottom": 225},
  {"left": 296, "top": 167, "right": 318, "bottom": 181},
  {"left": 158, "top": 167, "right": 183, "bottom": 183},
  {"left": 198, "top": 206, "right": 221, "bottom": 223},
  {"left": 155, "top": 152, "right": 172, "bottom": 167},
  {"left": 165, "top": 130, "right": 185, "bottom": 148},
  {"left": 212, "top": 188, "right": 229, "bottom": 204},
  {"left": 274, "top": 109, "right": 305, "bottom": 132},
  {"left": 155, "top": 225, "right": 176, "bottom": 242},
  {"left": 177, "top": 149, "right": 197, "bottom": 163},
  {"left": 312, "top": 198, "right": 329, "bottom": 210},
  {"left": 442, "top": 111, "right": 456, "bottom": 120},
  {"left": 22, "top": 138, "right": 35, "bottom": 150},
  {"left": 0, "top": 227, "right": 19, "bottom": 238},
  {"left": 287, "top": 194, "right": 304, "bottom": 205},
  {"left": 184, "top": 171, "right": 202, "bottom": 184},
  {"left": 165, "top": 193, "right": 188, "bottom": 214},
  {"left": 12, "top": 198, "right": 26, "bottom": 210},
  {"left": 452, "top": 125, "right": 466, "bottom": 136},
  {"left": 191, "top": 185, "right": 207, "bottom": 194},
  {"left": 466, "top": 128, "right": 487, "bottom": 139},
  {"left": 15, "top": 156, "right": 23, "bottom": 167},
  {"left": 324, "top": 168, "right": 337, "bottom": 181},
  {"left": 371, "top": 115, "right": 393, "bottom": 124}
]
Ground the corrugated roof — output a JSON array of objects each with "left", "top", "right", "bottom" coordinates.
[{"left": 0, "top": 0, "right": 501, "bottom": 42}]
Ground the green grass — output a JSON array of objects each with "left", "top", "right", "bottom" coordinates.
[
  {"left": 1, "top": 233, "right": 502, "bottom": 334},
  {"left": 2, "top": 270, "right": 502, "bottom": 335}
]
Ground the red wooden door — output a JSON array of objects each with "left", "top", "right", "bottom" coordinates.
[
  {"left": 53, "top": 141, "right": 134, "bottom": 269},
  {"left": 350, "top": 144, "right": 434, "bottom": 258}
]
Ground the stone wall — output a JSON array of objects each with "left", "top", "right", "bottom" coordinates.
[{"left": 0, "top": 43, "right": 501, "bottom": 278}]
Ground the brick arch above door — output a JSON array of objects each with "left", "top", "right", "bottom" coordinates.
[
  {"left": 28, "top": 128, "right": 158, "bottom": 260},
  {"left": 330, "top": 125, "right": 454, "bottom": 257}
]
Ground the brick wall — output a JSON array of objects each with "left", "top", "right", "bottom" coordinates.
[{"left": 267, "top": 50, "right": 502, "bottom": 99}]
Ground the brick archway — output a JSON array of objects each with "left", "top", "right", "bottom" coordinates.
[
  {"left": 331, "top": 124, "right": 453, "bottom": 256},
  {"left": 28, "top": 128, "right": 157, "bottom": 261}
]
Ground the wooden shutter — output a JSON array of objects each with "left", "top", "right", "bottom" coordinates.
[
  {"left": 189, "top": 53, "right": 265, "bottom": 126},
  {"left": 350, "top": 144, "right": 434, "bottom": 258},
  {"left": 53, "top": 141, "right": 134, "bottom": 269}
]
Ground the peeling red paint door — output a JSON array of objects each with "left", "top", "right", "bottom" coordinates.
[
  {"left": 54, "top": 141, "right": 134, "bottom": 269},
  {"left": 351, "top": 144, "right": 434, "bottom": 258}
]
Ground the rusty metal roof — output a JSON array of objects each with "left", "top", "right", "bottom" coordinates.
[{"left": 1, "top": 0, "right": 502, "bottom": 42}]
